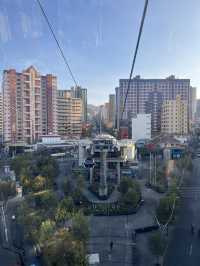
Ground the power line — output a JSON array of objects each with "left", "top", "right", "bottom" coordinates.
[
  {"left": 36, "top": 0, "right": 78, "bottom": 87},
  {"left": 120, "top": 0, "right": 149, "bottom": 121}
]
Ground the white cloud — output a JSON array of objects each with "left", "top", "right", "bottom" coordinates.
[{"left": 0, "top": 12, "right": 11, "bottom": 43}]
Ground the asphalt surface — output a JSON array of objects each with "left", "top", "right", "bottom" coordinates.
[
  {"left": 88, "top": 180, "right": 161, "bottom": 266},
  {"left": 0, "top": 201, "right": 19, "bottom": 265},
  {"left": 164, "top": 158, "right": 200, "bottom": 266}
]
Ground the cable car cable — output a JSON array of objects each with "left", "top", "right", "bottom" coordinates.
[
  {"left": 120, "top": 0, "right": 149, "bottom": 122},
  {"left": 36, "top": 0, "right": 78, "bottom": 87}
]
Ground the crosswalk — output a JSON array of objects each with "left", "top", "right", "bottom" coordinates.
[{"left": 179, "top": 186, "right": 200, "bottom": 199}]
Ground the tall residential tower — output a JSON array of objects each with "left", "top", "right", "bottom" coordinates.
[
  {"left": 116, "top": 75, "right": 193, "bottom": 134},
  {"left": 2, "top": 66, "right": 58, "bottom": 144}
]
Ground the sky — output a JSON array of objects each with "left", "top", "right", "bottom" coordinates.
[{"left": 0, "top": 0, "right": 200, "bottom": 105}]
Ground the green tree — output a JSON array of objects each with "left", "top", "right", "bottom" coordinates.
[
  {"left": 149, "top": 231, "right": 166, "bottom": 263},
  {"left": 72, "top": 212, "right": 89, "bottom": 243},
  {"left": 63, "top": 179, "right": 72, "bottom": 196},
  {"left": 11, "top": 154, "right": 31, "bottom": 178},
  {"left": 118, "top": 176, "right": 134, "bottom": 194},
  {"left": 0, "top": 181, "right": 16, "bottom": 201},
  {"left": 55, "top": 197, "right": 75, "bottom": 223},
  {"left": 121, "top": 188, "right": 140, "bottom": 207},
  {"left": 17, "top": 202, "right": 43, "bottom": 242},
  {"left": 33, "top": 175, "right": 47, "bottom": 192},
  {"left": 156, "top": 194, "right": 175, "bottom": 224},
  {"left": 34, "top": 190, "right": 58, "bottom": 211},
  {"left": 39, "top": 219, "right": 56, "bottom": 244},
  {"left": 42, "top": 229, "right": 88, "bottom": 266}
]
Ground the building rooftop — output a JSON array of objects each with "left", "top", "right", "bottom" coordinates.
[{"left": 94, "top": 134, "right": 116, "bottom": 140}]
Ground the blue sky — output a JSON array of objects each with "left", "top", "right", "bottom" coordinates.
[{"left": 0, "top": 0, "right": 200, "bottom": 104}]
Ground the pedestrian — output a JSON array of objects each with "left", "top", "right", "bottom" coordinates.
[{"left": 110, "top": 241, "right": 113, "bottom": 251}]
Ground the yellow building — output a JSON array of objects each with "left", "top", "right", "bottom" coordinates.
[
  {"left": 161, "top": 95, "right": 188, "bottom": 135},
  {"left": 57, "top": 90, "right": 82, "bottom": 137}
]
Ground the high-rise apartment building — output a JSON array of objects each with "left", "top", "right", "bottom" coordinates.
[
  {"left": 22, "top": 66, "right": 42, "bottom": 143},
  {"left": 71, "top": 86, "right": 87, "bottom": 122},
  {"left": 3, "top": 69, "right": 23, "bottom": 143},
  {"left": 145, "top": 88, "right": 163, "bottom": 136},
  {"left": 57, "top": 90, "right": 82, "bottom": 137},
  {"left": 116, "top": 75, "right": 192, "bottom": 132},
  {"left": 41, "top": 74, "right": 57, "bottom": 135},
  {"left": 195, "top": 99, "right": 200, "bottom": 119},
  {"left": 108, "top": 94, "right": 116, "bottom": 126},
  {"left": 0, "top": 92, "right": 3, "bottom": 142},
  {"left": 161, "top": 95, "right": 188, "bottom": 135},
  {"left": 3, "top": 66, "right": 57, "bottom": 144},
  {"left": 189, "top": 87, "right": 196, "bottom": 122}
]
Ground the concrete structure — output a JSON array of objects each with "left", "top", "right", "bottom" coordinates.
[
  {"left": 3, "top": 69, "right": 23, "bottom": 143},
  {"left": 118, "top": 139, "right": 136, "bottom": 161},
  {"left": 101, "top": 102, "right": 109, "bottom": 125},
  {"left": 0, "top": 92, "right": 3, "bottom": 142},
  {"left": 189, "top": 86, "right": 196, "bottom": 122},
  {"left": 84, "top": 134, "right": 136, "bottom": 197},
  {"left": 145, "top": 88, "right": 163, "bottom": 136},
  {"left": 108, "top": 94, "right": 116, "bottom": 127},
  {"left": 91, "top": 134, "right": 121, "bottom": 196},
  {"left": 132, "top": 114, "right": 151, "bottom": 141},
  {"left": 40, "top": 135, "right": 62, "bottom": 145},
  {"left": 22, "top": 66, "right": 42, "bottom": 143},
  {"left": 116, "top": 75, "right": 193, "bottom": 131},
  {"left": 41, "top": 74, "right": 57, "bottom": 135},
  {"left": 71, "top": 86, "right": 87, "bottom": 122},
  {"left": 195, "top": 99, "right": 200, "bottom": 124},
  {"left": 2, "top": 66, "right": 58, "bottom": 144},
  {"left": 57, "top": 90, "right": 82, "bottom": 137},
  {"left": 78, "top": 139, "right": 92, "bottom": 167},
  {"left": 161, "top": 95, "right": 188, "bottom": 135}
]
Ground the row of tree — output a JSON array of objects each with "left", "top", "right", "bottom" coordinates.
[
  {"left": 11, "top": 152, "right": 59, "bottom": 193},
  {"left": 12, "top": 152, "right": 89, "bottom": 266},
  {"left": 118, "top": 176, "right": 141, "bottom": 207},
  {"left": 0, "top": 181, "right": 16, "bottom": 201}
]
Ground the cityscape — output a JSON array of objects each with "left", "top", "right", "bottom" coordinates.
[{"left": 1, "top": 1, "right": 200, "bottom": 266}]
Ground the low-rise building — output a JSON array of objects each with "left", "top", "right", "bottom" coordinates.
[{"left": 132, "top": 114, "right": 151, "bottom": 141}]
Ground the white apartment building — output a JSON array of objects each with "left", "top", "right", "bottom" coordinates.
[{"left": 132, "top": 114, "right": 151, "bottom": 141}]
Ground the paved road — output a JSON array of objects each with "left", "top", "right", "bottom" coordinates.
[
  {"left": 0, "top": 201, "right": 19, "bottom": 265},
  {"left": 164, "top": 158, "right": 200, "bottom": 266},
  {"left": 88, "top": 181, "right": 161, "bottom": 266}
]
